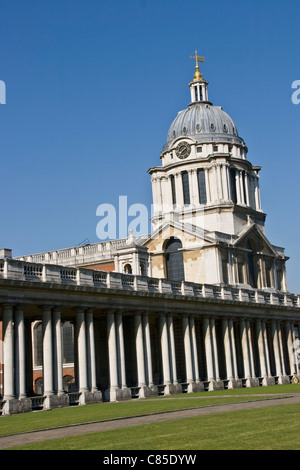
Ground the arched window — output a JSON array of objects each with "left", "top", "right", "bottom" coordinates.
[
  {"left": 124, "top": 264, "right": 132, "bottom": 274},
  {"left": 165, "top": 238, "right": 185, "bottom": 281},
  {"left": 140, "top": 263, "right": 145, "bottom": 276},
  {"left": 34, "top": 322, "right": 43, "bottom": 367}
]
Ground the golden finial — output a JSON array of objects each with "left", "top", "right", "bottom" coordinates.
[{"left": 190, "top": 50, "right": 205, "bottom": 81}]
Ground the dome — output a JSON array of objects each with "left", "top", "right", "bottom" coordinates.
[{"left": 163, "top": 102, "right": 245, "bottom": 151}]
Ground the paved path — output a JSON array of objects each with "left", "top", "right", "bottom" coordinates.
[{"left": 0, "top": 394, "right": 300, "bottom": 449}]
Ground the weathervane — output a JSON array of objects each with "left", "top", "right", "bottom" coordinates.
[{"left": 190, "top": 50, "right": 205, "bottom": 80}]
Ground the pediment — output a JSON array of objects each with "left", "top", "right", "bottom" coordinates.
[
  {"left": 233, "top": 224, "right": 277, "bottom": 255},
  {"left": 143, "top": 219, "right": 215, "bottom": 253}
]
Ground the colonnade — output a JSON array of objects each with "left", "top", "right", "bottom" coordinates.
[
  {"left": 0, "top": 302, "right": 299, "bottom": 415},
  {"left": 151, "top": 163, "right": 262, "bottom": 214}
]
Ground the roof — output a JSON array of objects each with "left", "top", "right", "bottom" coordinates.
[{"left": 163, "top": 102, "right": 245, "bottom": 151}]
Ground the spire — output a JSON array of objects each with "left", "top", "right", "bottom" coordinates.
[
  {"left": 189, "top": 50, "right": 209, "bottom": 103},
  {"left": 190, "top": 51, "right": 205, "bottom": 81}
]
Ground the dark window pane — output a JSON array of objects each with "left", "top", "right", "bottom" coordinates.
[
  {"left": 63, "top": 322, "right": 74, "bottom": 364},
  {"left": 197, "top": 169, "right": 207, "bottom": 204},
  {"left": 35, "top": 322, "right": 43, "bottom": 367},
  {"left": 170, "top": 175, "right": 176, "bottom": 205},
  {"left": 165, "top": 238, "right": 185, "bottom": 281},
  {"left": 230, "top": 168, "right": 237, "bottom": 203},
  {"left": 181, "top": 171, "right": 190, "bottom": 205}
]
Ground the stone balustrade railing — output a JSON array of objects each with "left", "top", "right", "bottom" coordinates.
[
  {"left": 13, "top": 237, "right": 144, "bottom": 265},
  {"left": 0, "top": 258, "right": 299, "bottom": 308}
]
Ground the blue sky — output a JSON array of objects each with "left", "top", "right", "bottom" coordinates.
[{"left": 0, "top": 0, "right": 300, "bottom": 293}]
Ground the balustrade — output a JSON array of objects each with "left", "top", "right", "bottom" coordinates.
[{"left": 1, "top": 258, "right": 299, "bottom": 307}]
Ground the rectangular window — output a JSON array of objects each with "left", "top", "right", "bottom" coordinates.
[
  {"left": 230, "top": 168, "right": 237, "bottom": 203},
  {"left": 197, "top": 146, "right": 202, "bottom": 153},
  {"left": 181, "top": 171, "right": 190, "bottom": 205},
  {"left": 197, "top": 169, "right": 207, "bottom": 204},
  {"left": 213, "top": 145, "right": 218, "bottom": 152},
  {"left": 222, "top": 258, "right": 228, "bottom": 284},
  {"left": 170, "top": 175, "right": 176, "bottom": 205}
]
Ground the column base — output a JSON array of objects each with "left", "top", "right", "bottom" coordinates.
[
  {"left": 2, "top": 397, "right": 32, "bottom": 415},
  {"left": 277, "top": 375, "right": 290, "bottom": 385},
  {"left": 208, "top": 379, "right": 224, "bottom": 391},
  {"left": 79, "top": 390, "right": 103, "bottom": 405},
  {"left": 261, "top": 376, "right": 275, "bottom": 386},
  {"left": 186, "top": 381, "right": 204, "bottom": 393},
  {"left": 104, "top": 387, "right": 131, "bottom": 402},
  {"left": 43, "top": 393, "right": 70, "bottom": 410},
  {"left": 161, "top": 383, "right": 182, "bottom": 396},
  {"left": 137, "top": 385, "right": 157, "bottom": 399},
  {"left": 242, "top": 377, "right": 260, "bottom": 388},
  {"left": 226, "top": 378, "right": 243, "bottom": 389}
]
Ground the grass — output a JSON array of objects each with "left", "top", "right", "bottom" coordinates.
[
  {"left": 7, "top": 403, "right": 300, "bottom": 450},
  {"left": 1, "top": 384, "right": 300, "bottom": 450}
]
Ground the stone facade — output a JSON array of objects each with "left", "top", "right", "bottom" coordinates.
[{"left": 0, "top": 58, "right": 299, "bottom": 415}]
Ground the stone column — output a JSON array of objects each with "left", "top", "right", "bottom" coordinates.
[
  {"left": 167, "top": 314, "right": 180, "bottom": 392},
  {"left": 223, "top": 317, "right": 234, "bottom": 385},
  {"left": 143, "top": 313, "right": 155, "bottom": 389},
  {"left": 42, "top": 306, "right": 54, "bottom": 398},
  {"left": 222, "top": 164, "right": 230, "bottom": 201},
  {"left": 263, "top": 321, "right": 273, "bottom": 382},
  {"left": 240, "top": 318, "right": 252, "bottom": 385},
  {"left": 190, "top": 316, "right": 201, "bottom": 385},
  {"left": 106, "top": 311, "right": 119, "bottom": 401},
  {"left": 204, "top": 168, "right": 211, "bottom": 204},
  {"left": 134, "top": 313, "right": 147, "bottom": 396},
  {"left": 257, "top": 319, "right": 266, "bottom": 378},
  {"left": 190, "top": 169, "right": 198, "bottom": 205},
  {"left": 247, "top": 320, "right": 257, "bottom": 382},
  {"left": 52, "top": 308, "right": 64, "bottom": 396},
  {"left": 3, "top": 304, "right": 15, "bottom": 400},
  {"left": 229, "top": 318, "right": 239, "bottom": 381},
  {"left": 256, "top": 319, "right": 273, "bottom": 385},
  {"left": 86, "top": 309, "right": 98, "bottom": 392},
  {"left": 161, "top": 176, "right": 172, "bottom": 211},
  {"left": 160, "top": 313, "right": 172, "bottom": 394},
  {"left": 271, "top": 320, "right": 285, "bottom": 383},
  {"left": 285, "top": 321, "right": 297, "bottom": 376},
  {"left": 279, "top": 322, "right": 288, "bottom": 377},
  {"left": 116, "top": 312, "right": 127, "bottom": 390},
  {"left": 76, "top": 309, "right": 88, "bottom": 401},
  {"left": 175, "top": 172, "right": 184, "bottom": 207},
  {"left": 203, "top": 316, "right": 214, "bottom": 384},
  {"left": 211, "top": 317, "right": 221, "bottom": 382},
  {"left": 15, "top": 306, "right": 26, "bottom": 398},
  {"left": 182, "top": 315, "right": 194, "bottom": 389},
  {"left": 216, "top": 164, "right": 223, "bottom": 200},
  {"left": 25, "top": 318, "right": 34, "bottom": 397},
  {"left": 239, "top": 170, "right": 245, "bottom": 204}
]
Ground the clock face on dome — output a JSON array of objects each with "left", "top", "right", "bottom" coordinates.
[{"left": 175, "top": 141, "right": 191, "bottom": 159}]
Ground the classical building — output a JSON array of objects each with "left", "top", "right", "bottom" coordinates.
[{"left": 1, "top": 54, "right": 300, "bottom": 415}]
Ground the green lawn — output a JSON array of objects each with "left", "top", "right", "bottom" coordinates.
[
  {"left": 1, "top": 384, "right": 300, "bottom": 450},
  {"left": 7, "top": 403, "right": 300, "bottom": 450}
]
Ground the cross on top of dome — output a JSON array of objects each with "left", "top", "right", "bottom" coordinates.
[{"left": 190, "top": 51, "right": 205, "bottom": 81}]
